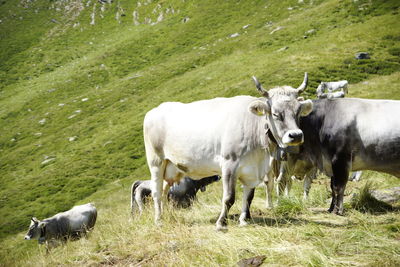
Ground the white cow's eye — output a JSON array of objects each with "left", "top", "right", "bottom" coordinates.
[{"left": 272, "top": 113, "right": 281, "bottom": 120}]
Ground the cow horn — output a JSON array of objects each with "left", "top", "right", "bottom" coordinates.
[
  {"left": 252, "top": 76, "right": 269, "bottom": 97},
  {"left": 296, "top": 72, "right": 308, "bottom": 93}
]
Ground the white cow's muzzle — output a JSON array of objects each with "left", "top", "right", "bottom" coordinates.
[{"left": 282, "top": 129, "right": 304, "bottom": 146}]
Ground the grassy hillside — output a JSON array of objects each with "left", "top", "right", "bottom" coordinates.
[{"left": 0, "top": 0, "right": 399, "bottom": 265}]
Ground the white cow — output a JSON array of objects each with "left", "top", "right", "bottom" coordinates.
[{"left": 143, "top": 73, "right": 313, "bottom": 230}]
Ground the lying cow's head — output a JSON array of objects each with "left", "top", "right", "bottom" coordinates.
[
  {"left": 249, "top": 73, "right": 313, "bottom": 147},
  {"left": 24, "top": 217, "right": 47, "bottom": 243}
]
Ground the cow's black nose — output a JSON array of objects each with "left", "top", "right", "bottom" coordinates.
[{"left": 289, "top": 132, "right": 303, "bottom": 139}]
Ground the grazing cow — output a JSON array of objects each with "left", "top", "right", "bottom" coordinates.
[
  {"left": 24, "top": 203, "right": 97, "bottom": 248},
  {"left": 131, "top": 175, "right": 220, "bottom": 213},
  {"left": 316, "top": 80, "right": 348, "bottom": 99},
  {"left": 143, "top": 73, "right": 313, "bottom": 230},
  {"left": 294, "top": 98, "right": 400, "bottom": 214}
]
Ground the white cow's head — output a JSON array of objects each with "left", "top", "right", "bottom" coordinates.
[{"left": 249, "top": 73, "right": 313, "bottom": 147}]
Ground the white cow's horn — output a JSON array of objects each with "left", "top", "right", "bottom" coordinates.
[
  {"left": 252, "top": 76, "right": 269, "bottom": 97},
  {"left": 296, "top": 72, "right": 308, "bottom": 93}
]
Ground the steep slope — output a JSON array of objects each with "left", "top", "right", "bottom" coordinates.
[{"left": 0, "top": 0, "right": 399, "bottom": 242}]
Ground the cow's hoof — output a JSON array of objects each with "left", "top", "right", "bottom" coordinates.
[
  {"left": 215, "top": 224, "right": 228, "bottom": 232},
  {"left": 334, "top": 210, "right": 344, "bottom": 216},
  {"left": 239, "top": 213, "right": 250, "bottom": 227},
  {"left": 239, "top": 220, "right": 248, "bottom": 227}
]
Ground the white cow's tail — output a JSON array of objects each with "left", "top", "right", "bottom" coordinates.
[{"left": 130, "top": 181, "right": 141, "bottom": 215}]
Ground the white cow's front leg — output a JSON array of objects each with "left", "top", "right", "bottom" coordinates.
[{"left": 239, "top": 186, "right": 255, "bottom": 226}]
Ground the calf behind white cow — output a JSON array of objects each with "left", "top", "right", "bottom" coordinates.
[
  {"left": 131, "top": 176, "right": 220, "bottom": 213},
  {"left": 143, "top": 73, "right": 313, "bottom": 230},
  {"left": 24, "top": 203, "right": 97, "bottom": 246}
]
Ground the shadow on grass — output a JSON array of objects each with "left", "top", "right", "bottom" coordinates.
[
  {"left": 351, "top": 182, "right": 398, "bottom": 214},
  {"left": 209, "top": 212, "right": 359, "bottom": 229}
]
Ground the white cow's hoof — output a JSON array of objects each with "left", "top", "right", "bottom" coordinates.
[
  {"left": 239, "top": 220, "right": 248, "bottom": 227},
  {"left": 239, "top": 213, "right": 249, "bottom": 227},
  {"left": 215, "top": 224, "right": 228, "bottom": 232}
]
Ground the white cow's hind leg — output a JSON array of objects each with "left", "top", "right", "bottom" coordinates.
[
  {"left": 150, "top": 161, "right": 166, "bottom": 225},
  {"left": 239, "top": 186, "right": 255, "bottom": 226},
  {"left": 216, "top": 163, "right": 238, "bottom": 231}
]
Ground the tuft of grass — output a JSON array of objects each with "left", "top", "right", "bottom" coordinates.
[
  {"left": 351, "top": 182, "right": 394, "bottom": 213},
  {"left": 274, "top": 196, "right": 306, "bottom": 217}
]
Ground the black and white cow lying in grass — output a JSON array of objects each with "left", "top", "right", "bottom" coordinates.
[
  {"left": 131, "top": 176, "right": 220, "bottom": 213},
  {"left": 24, "top": 203, "right": 97, "bottom": 249}
]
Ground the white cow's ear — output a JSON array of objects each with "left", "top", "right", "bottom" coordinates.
[
  {"left": 297, "top": 97, "right": 304, "bottom": 101},
  {"left": 300, "top": 99, "right": 313, "bottom": 116},
  {"left": 249, "top": 100, "right": 270, "bottom": 116}
]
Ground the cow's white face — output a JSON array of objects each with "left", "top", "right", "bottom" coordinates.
[
  {"left": 249, "top": 90, "right": 313, "bottom": 147},
  {"left": 24, "top": 218, "right": 45, "bottom": 241}
]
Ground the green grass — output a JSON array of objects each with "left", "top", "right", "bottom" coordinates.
[
  {"left": 0, "top": 0, "right": 399, "bottom": 265},
  {"left": 1, "top": 172, "right": 399, "bottom": 266},
  {"left": 351, "top": 181, "right": 394, "bottom": 213}
]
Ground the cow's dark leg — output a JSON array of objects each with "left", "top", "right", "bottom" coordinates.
[
  {"left": 239, "top": 186, "right": 255, "bottom": 226},
  {"left": 216, "top": 165, "right": 237, "bottom": 231},
  {"left": 329, "top": 154, "right": 350, "bottom": 215},
  {"left": 303, "top": 168, "right": 316, "bottom": 200},
  {"left": 328, "top": 178, "right": 336, "bottom": 213}
]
